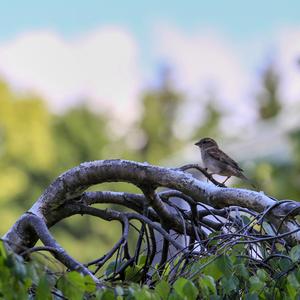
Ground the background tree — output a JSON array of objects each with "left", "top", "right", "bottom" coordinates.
[
  {"left": 137, "top": 68, "right": 184, "bottom": 163},
  {"left": 192, "top": 90, "right": 222, "bottom": 140},
  {"left": 257, "top": 61, "right": 282, "bottom": 120}
]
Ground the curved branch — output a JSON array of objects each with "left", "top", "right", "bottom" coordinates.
[
  {"left": 25, "top": 159, "right": 284, "bottom": 219},
  {"left": 21, "top": 213, "right": 99, "bottom": 284},
  {"left": 3, "top": 159, "right": 300, "bottom": 279}
]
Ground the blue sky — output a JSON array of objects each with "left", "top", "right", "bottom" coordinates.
[
  {"left": 0, "top": 0, "right": 300, "bottom": 128},
  {"left": 1, "top": 1, "right": 300, "bottom": 42}
]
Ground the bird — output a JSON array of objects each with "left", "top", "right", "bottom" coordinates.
[{"left": 194, "top": 137, "right": 254, "bottom": 187}]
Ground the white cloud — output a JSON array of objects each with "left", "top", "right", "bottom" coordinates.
[
  {"left": 0, "top": 24, "right": 300, "bottom": 132},
  {"left": 0, "top": 27, "right": 142, "bottom": 121},
  {"left": 154, "top": 25, "right": 257, "bottom": 132},
  {"left": 156, "top": 26, "right": 248, "bottom": 100},
  {"left": 154, "top": 25, "right": 300, "bottom": 134},
  {"left": 276, "top": 28, "right": 300, "bottom": 105}
]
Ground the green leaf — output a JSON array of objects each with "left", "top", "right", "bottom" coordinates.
[
  {"left": 203, "top": 254, "right": 233, "bottom": 281},
  {"left": 35, "top": 275, "right": 51, "bottom": 300},
  {"left": 275, "top": 243, "right": 285, "bottom": 252},
  {"left": 287, "top": 273, "right": 300, "bottom": 288},
  {"left": 202, "top": 257, "right": 223, "bottom": 281},
  {"left": 231, "top": 243, "right": 246, "bottom": 256},
  {"left": 106, "top": 260, "right": 129, "bottom": 278},
  {"left": 27, "top": 263, "right": 40, "bottom": 285},
  {"left": 162, "top": 262, "right": 171, "bottom": 277},
  {"left": 277, "top": 257, "right": 293, "bottom": 272},
  {"left": 199, "top": 274, "right": 217, "bottom": 297},
  {"left": 168, "top": 292, "right": 183, "bottom": 300},
  {"left": 262, "top": 222, "right": 276, "bottom": 236},
  {"left": 0, "top": 242, "right": 7, "bottom": 260},
  {"left": 249, "top": 276, "right": 264, "bottom": 293},
  {"left": 62, "top": 272, "right": 96, "bottom": 294},
  {"left": 173, "top": 278, "right": 198, "bottom": 300},
  {"left": 138, "top": 255, "right": 147, "bottom": 265},
  {"left": 234, "top": 263, "right": 249, "bottom": 279},
  {"left": 173, "top": 277, "right": 186, "bottom": 293},
  {"left": 245, "top": 294, "right": 259, "bottom": 300},
  {"left": 209, "top": 296, "right": 222, "bottom": 300},
  {"left": 290, "top": 245, "right": 300, "bottom": 262},
  {"left": 221, "top": 275, "right": 238, "bottom": 296},
  {"left": 155, "top": 279, "right": 170, "bottom": 300},
  {"left": 105, "top": 262, "right": 115, "bottom": 278},
  {"left": 173, "top": 277, "right": 189, "bottom": 298},
  {"left": 133, "top": 289, "right": 154, "bottom": 300},
  {"left": 286, "top": 274, "right": 300, "bottom": 299},
  {"left": 257, "top": 269, "right": 268, "bottom": 281},
  {"left": 216, "top": 255, "right": 233, "bottom": 277},
  {"left": 296, "top": 269, "right": 300, "bottom": 282},
  {"left": 101, "top": 289, "right": 115, "bottom": 300},
  {"left": 183, "top": 280, "right": 198, "bottom": 300},
  {"left": 84, "top": 275, "right": 96, "bottom": 292},
  {"left": 125, "top": 265, "right": 143, "bottom": 282},
  {"left": 115, "top": 286, "right": 124, "bottom": 296},
  {"left": 66, "top": 271, "right": 85, "bottom": 290},
  {"left": 57, "top": 274, "right": 85, "bottom": 300},
  {"left": 10, "top": 254, "right": 27, "bottom": 280},
  {"left": 241, "top": 215, "right": 251, "bottom": 226}
]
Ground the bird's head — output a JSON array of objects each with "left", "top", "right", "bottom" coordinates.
[{"left": 195, "top": 137, "right": 218, "bottom": 149}]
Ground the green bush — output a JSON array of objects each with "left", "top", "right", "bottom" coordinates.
[{"left": 2, "top": 240, "right": 300, "bottom": 299}]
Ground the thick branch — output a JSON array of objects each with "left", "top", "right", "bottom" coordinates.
[
  {"left": 21, "top": 213, "right": 99, "bottom": 283},
  {"left": 3, "top": 159, "right": 300, "bottom": 259}
]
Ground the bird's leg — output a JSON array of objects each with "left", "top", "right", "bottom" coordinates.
[
  {"left": 222, "top": 176, "right": 231, "bottom": 184},
  {"left": 204, "top": 168, "right": 214, "bottom": 177},
  {"left": 205, "top": 169, "right": 214, "bottom": 182}
]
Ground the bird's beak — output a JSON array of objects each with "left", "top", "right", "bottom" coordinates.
[{"left": 194, "top": 142, "right": 199, "bottom": 146}]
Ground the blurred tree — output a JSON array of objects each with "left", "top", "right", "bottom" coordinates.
[
  {"left": 0, "top": 82, "right": 54, "bottom": 206},
  {"left": 138, "top": 68, "right": 184, "bottom": 163},
  {"left": 257, "top": 62, "right": 282, "bottom": 120},
  {"left": 52, "top": 105, "right": 109, "bottom": 173},
  {"left": 250, "top": 59, "right": 300, "bottom": 199},
  {"left": 284, "top": 130, "right": 300, "bottom": 198},
  {"left": 0, "top": 84, "right": 121, "bottom": 260},
  {"left": 290, "top": 130, "right": 300, "bottom": 166},
  {"left": 192, "top": 90, "right": 221, "bottom": 140},
  {"left": 0, "top": 82, "right": 55, "bottom": 235},
  {"left": 50, "top": 105, "right": 124, "bottom": 246}
]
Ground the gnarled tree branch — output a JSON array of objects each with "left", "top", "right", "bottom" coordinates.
[{"left": 3, "top": 159, "right": 300, "bottom": 285}]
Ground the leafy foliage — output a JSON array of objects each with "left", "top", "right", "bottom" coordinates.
[{"left": 3, "top": 239, "right": 300, "bottom": 299}]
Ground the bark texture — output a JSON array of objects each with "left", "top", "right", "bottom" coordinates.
[{"left": 3, "top": 159, "right": 300, "bottom": 283}]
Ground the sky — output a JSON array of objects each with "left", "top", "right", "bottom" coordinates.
[
  {"left": 0, "top": 1, "right": 300, "bottom": 127},
  {"left": 1, "top": 1, "right": 300, "bottom": 41}
]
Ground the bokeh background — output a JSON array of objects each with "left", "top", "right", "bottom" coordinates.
[{"left": 1, "top": 0, "right": 300, "bottom": 261}]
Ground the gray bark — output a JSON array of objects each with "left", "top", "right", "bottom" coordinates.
[{"left": 2, "top": 159, "right": 300, "bottom": 282}]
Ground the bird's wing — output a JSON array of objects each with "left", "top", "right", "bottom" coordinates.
[{"left": 207, "top": 148, "right": 244, "bottom": 172}]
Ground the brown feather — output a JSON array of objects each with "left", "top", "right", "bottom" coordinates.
[{"left": 207, "top": 148, "right": 243, "bottom": 172}]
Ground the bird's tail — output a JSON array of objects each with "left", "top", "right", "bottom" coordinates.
[{"left": 238, "top": 173, "right": 257, "bottom": 189}]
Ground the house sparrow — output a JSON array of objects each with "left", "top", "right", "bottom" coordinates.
[{"left": 195, "top": 137, "right": 254, "bottom": 186}]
